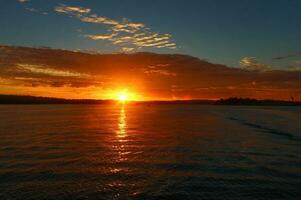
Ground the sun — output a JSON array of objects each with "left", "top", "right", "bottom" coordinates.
[{"left": 118, "top": 92, "right": 128, "bottom": 102}]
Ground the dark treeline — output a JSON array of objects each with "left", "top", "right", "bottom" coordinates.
[
  {"left": 0, "top": 95, "right": 113, "bottom": 104},
  {"left": 215, "top": 97, "right": 301, "bottom": 106},
  {"left": 0, "top": 95, "right": 300, "bottom": 106}
]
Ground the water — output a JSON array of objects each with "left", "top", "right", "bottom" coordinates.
[{"left": 0, "top": 104, "right": 300, "bottom": 200}]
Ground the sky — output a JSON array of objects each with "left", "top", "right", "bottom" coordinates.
[
  {"left": 1, "top": 0, "right": 301, "bottom": 68},
  {"left": 0, "top": 0, "right": 301, "bottom": 100}
]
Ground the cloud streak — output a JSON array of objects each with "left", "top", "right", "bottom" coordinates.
[
  {"left": 18, "top": 0, "right": 48, "bottom": 15},
  {"left": 18, "top": 0, "right": 30, "bottom": 3},
  {"left": 54, "top": 4, "right": 176, "bottom": 50},
  {"left": 55, "top": 4, "right": 91, "bottom": 14},
  {"left": 273, "top": 51, "right": 301, "bottom": 60},
  {"left": 85, "top": 33, "right": 117, "bottom": 40},
  {"left": 17, "top": 64, "right": 89, "bottom": 78},
  {"left": 240, "top": 57, "right": 271, "bottom": 72}
]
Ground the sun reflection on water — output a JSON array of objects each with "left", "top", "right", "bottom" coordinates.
[
  {"left": 112, "top": 104, "right": 130, "bottom": 168},
  {"left": 117, "top": 105, "right": 127, "bottom": 139}
]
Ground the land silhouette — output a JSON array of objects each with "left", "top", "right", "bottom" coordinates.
[{"left": 0, "top": 95, "right": 300, "bottom": 106}]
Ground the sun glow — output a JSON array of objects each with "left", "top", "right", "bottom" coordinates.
[
  {"left": 118, "top": 92, "right": 129, "bottom": 102},
  {"left": 105, "top": 89, "right": 140, "bottom": 102}
]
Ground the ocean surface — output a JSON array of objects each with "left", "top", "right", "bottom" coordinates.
[{"left": 0, "top": 104, "right": 301, "bottom": 200}]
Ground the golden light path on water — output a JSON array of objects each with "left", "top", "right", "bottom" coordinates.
[
  {"left": 117, "top": 104, "right": 127, "bottom": 139},
  {"left": 112, "top": 103, "right": 130, "bottom": 169}
]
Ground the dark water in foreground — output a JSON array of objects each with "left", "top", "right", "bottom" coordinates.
[{"left": 0, "top": 104, "right": 301, "bottom": 200}]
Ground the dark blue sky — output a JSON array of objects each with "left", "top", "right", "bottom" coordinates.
[{"left": 1, "top": 0, "right": 301, "bottom": 68}]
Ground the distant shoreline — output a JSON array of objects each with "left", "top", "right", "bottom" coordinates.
[{"left": 0, "top": 95, "right": 300, "bottom": 106}]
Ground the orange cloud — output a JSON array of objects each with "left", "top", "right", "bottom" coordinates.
[
  {"left": 1, "top": 45, "right": 300, "bottom": 100},
  {"left": 55, "top": 4, "right": 91, "bottom": 14}
]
